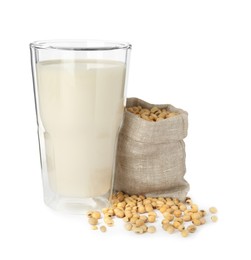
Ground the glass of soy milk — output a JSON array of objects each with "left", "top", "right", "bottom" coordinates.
[{"left": 30, "top": 40, "right": 131, "bottom": 213}]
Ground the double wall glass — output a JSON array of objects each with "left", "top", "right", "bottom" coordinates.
[{"left": 30, "top": 40, "right": 131, "bottom": 213}]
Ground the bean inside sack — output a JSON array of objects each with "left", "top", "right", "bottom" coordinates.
[{"left": 127, "top": 105, "right": 178, "bottom": 122}]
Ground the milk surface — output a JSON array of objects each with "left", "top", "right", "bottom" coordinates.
[{"left": 37, "top": 59, "right": 125, "bottom": 197}]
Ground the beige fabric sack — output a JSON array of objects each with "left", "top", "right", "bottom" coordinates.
[{"left": 114, "top": 98, "right": 189, "bottom": 201}]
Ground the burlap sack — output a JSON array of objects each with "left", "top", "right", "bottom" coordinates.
[{"left": 114, "top": 98, "right": 189, "bottom": 201}]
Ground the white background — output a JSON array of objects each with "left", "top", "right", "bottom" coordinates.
[{"left": 0, "top": 0, "right": 251, "bottom": 259}]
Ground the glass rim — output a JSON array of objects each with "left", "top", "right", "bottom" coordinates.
[{"left": 30, "top": 39, "right": 132, "bottom": 51}]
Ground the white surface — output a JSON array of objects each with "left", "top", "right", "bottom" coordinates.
[{"left": 0, "top": 0, "right": 251, "bottom": 259}]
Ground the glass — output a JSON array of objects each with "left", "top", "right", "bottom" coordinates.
[{"left": 30, "top": 40, "right": 131, "bottom": 213}]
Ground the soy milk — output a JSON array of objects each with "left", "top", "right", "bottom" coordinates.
[{"left": 36, "top": 59, "right": 125, "bottom": 197}]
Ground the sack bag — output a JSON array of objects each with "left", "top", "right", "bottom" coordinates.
[{"left": 114, "top": 98, "right": 189, "bottom": 201}]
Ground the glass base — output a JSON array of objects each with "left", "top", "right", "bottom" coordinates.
[{"left": 44, "top": 194, "right": 110, "bottom": 214}]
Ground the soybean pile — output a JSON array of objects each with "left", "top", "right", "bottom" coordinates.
[{"left": 87, "top": 192, "right": 218, "bottom": 237}]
